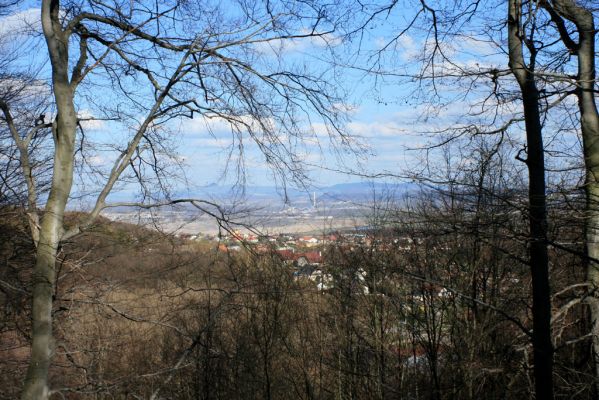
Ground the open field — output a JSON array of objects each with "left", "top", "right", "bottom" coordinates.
[{"left": 104, "top": 208, "right": 370, "bottom": 235}]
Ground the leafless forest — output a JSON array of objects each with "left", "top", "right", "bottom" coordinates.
[{"left": 1, "top": 0, "right": 598, "bottom": 399}]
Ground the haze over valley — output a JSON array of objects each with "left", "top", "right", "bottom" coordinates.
[{"left": 104, "top": 182, "right": 415, "bottom": 234}]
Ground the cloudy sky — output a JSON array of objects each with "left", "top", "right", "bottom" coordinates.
[{"left": 1, "top": 1, "right": 541, "bottom": 201}]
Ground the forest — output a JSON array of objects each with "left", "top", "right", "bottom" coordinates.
[{"left": 0, "top": 0, "right": 598, "bottom": 399}]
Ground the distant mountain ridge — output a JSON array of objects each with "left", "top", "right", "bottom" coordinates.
[
  {"left": 193, "top": 181, "right": 417, "bottom": 204},
  {"left": 85, "top": 181, "right": 418, "bottom": 211}
]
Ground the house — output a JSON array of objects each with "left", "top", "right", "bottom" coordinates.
[
  {"left": 299, "top": 236, "right": 319, "bottom": 245},
  {"left": 293, "top": 265, "right": 333, "bottom": 291},
  {"left": 310, "top": 269, "right": 334, "bottom": 291},
  {"left": 275, "top": 249, "right": 296, "bottom": 266},
  {"left": 294, "top": 251, "right": 322, "bottom": 267},
  {"left": 304, "top": 251, "right": 322, "bottom": 265}
]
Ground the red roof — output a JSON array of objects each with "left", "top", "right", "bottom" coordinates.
[
  {"left": 276, "top": 249, "right": 296, "bottom": 261},
  {"left": 304, "top": 251, "right": 322, "bottom": 264},
  {"left": 276, "top": 249, "right": 321, "bottom": 264}
]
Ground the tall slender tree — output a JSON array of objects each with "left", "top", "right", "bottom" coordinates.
[
  {"left": 13, "top": 1, "right": 353, "bottom": 398},
  {"left": 541, "top": 0, "right": 599, "bottom": 391},
  {"left": 507, "top": 1, "right": 553, "bottom": 397}
]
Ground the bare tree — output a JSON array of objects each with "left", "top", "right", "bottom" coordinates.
[
  {"left": 3, "top": 1, "right": 356, "bottom": 398},
  {"left": 539, "top": 1, "right": 599, "bottom": 391},
  {"left": 0, "top": 78, "right": 52, "bottom": 242},
  {"left": 507, "top": 1, "right": 553, "bottom": 397},
  {"left": 341, "top": 1, "right": 599, "bottom": 397}
]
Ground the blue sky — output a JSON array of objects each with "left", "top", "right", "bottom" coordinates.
[
  {"left": 1, "top": 1, "right": 583, "bottom": 203},
  {"left": 0, "top": 4, "right": 436, "bottom": 189},
  {"left": 160, "top": 8, "right": 513, "bottom": 189}
]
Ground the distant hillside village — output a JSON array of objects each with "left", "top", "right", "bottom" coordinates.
[{"left": 177, "top": 230, "right": 419, "bottom": 292}]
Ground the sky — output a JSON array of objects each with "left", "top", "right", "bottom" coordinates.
[
  {"left": 158, "top": 2, "right": 510, "bottom": 189},
  {"left": 162, "top": 9, "right": 513, "bottom": 190},
  {"left": 1, "top": 0, "right": 581, "bottom": 203}
]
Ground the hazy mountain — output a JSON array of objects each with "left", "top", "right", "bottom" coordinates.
[{"left": 193, "top": 181, "right": 417, "bottom": 205}]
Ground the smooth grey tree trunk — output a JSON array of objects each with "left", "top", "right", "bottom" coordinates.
[
  {"left": 578, "top": 18, "right": 599, "bottom": 396},
  {"left": 555, "top": 0, "right": 599, "bottom": 392},
  {"left": 543, "top": 1, "right": 599, "bottom": 393},
  {"left": 508, "top": 1, "right": 554, "bottom": 399},
  {"left": 21, "top": 1, "right": 78, "bottom": 398}
]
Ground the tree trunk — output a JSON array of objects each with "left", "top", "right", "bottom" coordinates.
[
  {"left": 21, "top": 1, "right": 78, "bottom": 398},
  {"left": 507, "top": 1, "right": 554, "bottom": 399},
  {"left": 561, "top": 1, "right": 599, "bottom": 391},
  {"left": 579, "top": 18, "right": 599, "bottom": 397},
  {"left": 544, "top": 1, "right": 599, "bottom": 392}
]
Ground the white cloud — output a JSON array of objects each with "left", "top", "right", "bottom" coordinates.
[
  {"left": 78, "top": 110, "right": 105, "bottom": 130},
  {"left": 390, "top": 34, "right": 419, "bottom": 62},
  {"left": 181, "top": 114, "right": 278, "bottom": 138},
  {"left": 252, "top": 37, "right": 305, "bottom": 56},
  {"left": 252, "top": 29, "right": 342, "bottom": 57},
  {"left": 0, "top": 77, "right": 49, "bottom": 100},
  {"left": 181, "top": 115, "right": 231, "bottom": 136},
  {"left": 86, "top": 155, "right": 106, "bottom": 166},
  {"left": 192, "top": 137, "right": 233, "bottom": 149},
  {"left": 0, "top": 8, "right": 40, "bottom": 38},
  {"left": 348, "top": 120, "right": 406, "bottom": 138}
]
